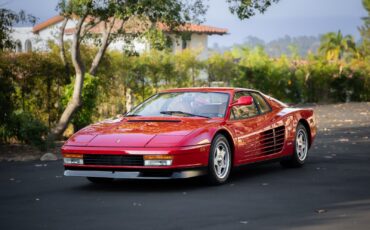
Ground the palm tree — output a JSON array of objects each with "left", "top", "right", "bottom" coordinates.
[
  {"left": 319, "top": 30, "right": 357, "bottom": 61},
  {"left": 358, "top": 0, "right": 370, "bottom": 57}
]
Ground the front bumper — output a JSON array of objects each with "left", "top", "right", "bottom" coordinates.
[
  {"left": 62, "top": 144, "right": 210, "bottom": 179},
  {"left": 64, "top": 168, "right": 207, "bottom": 179}
]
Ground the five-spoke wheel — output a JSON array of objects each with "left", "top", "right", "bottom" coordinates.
[
  {"left": 296, "top": 128, "right": 308, "bottom": 162},
  {"left": 207, "top": 134, "right": 232, "bottom": 184},
  {"left": 281, "top": 123, "right": 309, "bottom": 168}
]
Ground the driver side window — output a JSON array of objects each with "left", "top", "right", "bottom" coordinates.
[{"left": 230, "top": 92, "right": 259, "bottom": 120}]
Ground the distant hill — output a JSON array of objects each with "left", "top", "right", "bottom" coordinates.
[{"left": 210, "top": 35, "right": 321, "bottom": 57}]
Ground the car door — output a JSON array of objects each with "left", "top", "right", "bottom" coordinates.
[
  {"left": 226, "top": 91, "right": 265, "bottom": 162},
  {"left": 250, "top": 92, "right": 286, "bottom": 157}
]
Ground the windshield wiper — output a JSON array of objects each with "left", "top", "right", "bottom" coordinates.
[{"left": 160, "top": 111, "right": 210, "bottom": 118}]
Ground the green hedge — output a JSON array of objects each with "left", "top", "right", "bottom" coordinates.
[{"left": 0, "top": 45, "right": 369, "bottom": 148}]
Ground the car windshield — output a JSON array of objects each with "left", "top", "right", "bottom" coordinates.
[{"left": 126, "top": 92, "right": 230, "bottom": 118}]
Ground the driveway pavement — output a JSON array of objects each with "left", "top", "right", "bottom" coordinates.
[{"left": 1, "top": 103, "right": 369, "bottom": 230}]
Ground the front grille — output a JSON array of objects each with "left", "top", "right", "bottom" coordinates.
[{"left": 83, "top": 154, "right": 144, "bottom": 166}]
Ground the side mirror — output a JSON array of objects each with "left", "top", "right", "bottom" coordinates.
[{"left": 231, "top": 96, "right": 253, "bottom": 107}]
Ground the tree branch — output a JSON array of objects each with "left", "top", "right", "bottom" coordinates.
[
  {"left": 59, "top": 17, "right": 70, "bottom": 77},
  {"left": 81, "top": 18, "right": 103, "bottom": 38},
  {"left": 89, "top": 18, "right": 116, "bottom": 76}
]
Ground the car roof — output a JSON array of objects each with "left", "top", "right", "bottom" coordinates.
[{"left": 160, "top": 87, "right": 259, "bottom": 94}]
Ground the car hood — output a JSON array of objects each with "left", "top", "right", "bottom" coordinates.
[{"left": 64, "top": 117, "right": 220, "bottom": 147}]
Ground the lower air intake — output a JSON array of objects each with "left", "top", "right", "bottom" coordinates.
[{"left": 83, "top": 154, "right": 144, "bottom": 166}]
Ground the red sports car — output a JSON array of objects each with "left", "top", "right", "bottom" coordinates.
[{"left": 62, "top": 88, "right": 316, "bottom": 184}]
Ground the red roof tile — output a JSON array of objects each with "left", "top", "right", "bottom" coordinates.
[
  {"left": 33, "top": 15, "right": 228, "bottom": 35},
  {"left": 32, "top": 15, "right": 64, "bottom": 33},
  {"left": 157, "top": 22, "right": 227, "bottom": 35}
]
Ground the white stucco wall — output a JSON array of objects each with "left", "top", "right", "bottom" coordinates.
[
  {"left": 12, "top": 22, "right": 65, "bottom": 52},
  {"left": 11, "top": 23, "right": 210, "bottom": 60},
  {"left": 189, "top": 34, "right": 208, "bottom": 60},
  {"left": 169, "top": 33, "right": 208, "bottom": 60},
  {"left": 109, "top": 38, "right": 148, "bottom": 53},
  {"left": 12, "top": 23, "right": 151, "bottom": 54},
  {"left": 11, "top": 27, "right": 36, "bottom": 52},
  {"left": 171, "top": 35, "right": 182, "bottom": 53}
]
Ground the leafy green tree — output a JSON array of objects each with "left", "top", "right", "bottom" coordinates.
[
  {"left": 319, "top": 30, "right": 357, "bottom": 61},
  {"left": 144, "top": 28, "right": 173, "bottom": 51},
  {"left": 227, "top": 0, "right": 280, "bottom": 19},
  {"left": 52, "top": 0, "right": 208, "bottom": 139},
  {"left": 207, "top": 51, "right": 239, "bottom": 86},
  {"left": 143, "top": 50, "right": 177, "bottom": 93},
  {"left": 52, "top": 0, "right": 279, "bottom": 139},
  {"left": 175, "top": 49, "right": 204, "bottom": 87},
  {"left": 236, "top": 46, "right": 271, "bottom": 91}
]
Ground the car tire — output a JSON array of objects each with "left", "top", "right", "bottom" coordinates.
[
  {"left": 281, "top": 123, "right": 309, "bottom": 168},
  {"left": 87, "top": 177, "right": 114, "bottom": 184},
  {"left": 207, "top": 134, "right": 232, "bottom": 185}
]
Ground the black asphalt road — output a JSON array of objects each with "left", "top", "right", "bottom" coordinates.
[{"left": 1, "top": 104, "right": 370, "bottom": 230}]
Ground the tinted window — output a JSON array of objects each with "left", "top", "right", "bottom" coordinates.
[
  {"left": 230, "top": 91, "right": 259, "bottom": 120},
  {"left": 251, "top": 92, "right": 271, "bottom": 114}
]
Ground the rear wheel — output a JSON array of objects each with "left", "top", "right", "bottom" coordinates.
[
  {"left": 87, "top": 177, "right": 114, "bottom": 184},
  {"left": 281, "top": 123, "right": 309, "bottom": 168},
  {"left": 207, "top": 134, "right": 232, "bottom": 185}
]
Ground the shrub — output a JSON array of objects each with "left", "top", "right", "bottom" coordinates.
[
  {"left": 0, "top": 44, "right": 369, "bottom": 147},
  {"left": 4, "top": 111, "right": 48, "bottom": 150}
]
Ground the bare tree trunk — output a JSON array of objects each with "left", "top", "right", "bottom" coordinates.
[
  {"left": 89, "top": 32, "right": 109, "bottom": 76},
  {"left": 89, "top": 19, "right": 115, "bottom": 76},
  {"left": 59, "top": 18, "right": 70, "bottom": 77},
  {"left": 49, "top": 16, "right": 86, "bottom": 140}
]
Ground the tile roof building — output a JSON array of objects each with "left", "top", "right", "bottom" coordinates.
[{"left": 12, "top": 15, "right": 228, "bottom": 59}]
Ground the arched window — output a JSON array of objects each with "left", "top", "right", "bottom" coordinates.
[
  {"left": 15, "top": 40, "right": 22, "bottom": 53},
  {"left": 25, "top": 39, "right": 32, "bottom": 52}
]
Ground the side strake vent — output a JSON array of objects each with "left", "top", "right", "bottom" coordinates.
[{"left": 260, "top": 126, "right": 285, "bottom": 155}]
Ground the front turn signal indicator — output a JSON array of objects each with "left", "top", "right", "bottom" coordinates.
[
  {"left": 144, "top": 155, "right": 173, "bottom": 166},
  {"left": 64, "top": 153, "right": 83, "bottom": 158},
  {"left": 63, "top": 153, "right": 83, "bottom": 165},
  {"left": 144, "top": 155, "right": 173, "bottom": 160}
]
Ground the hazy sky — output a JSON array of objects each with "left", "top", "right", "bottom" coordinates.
[{"left": 3, "top": 0, "right": 367, "bottom": 46}]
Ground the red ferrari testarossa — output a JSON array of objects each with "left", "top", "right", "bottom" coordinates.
[{"left": 62, "top": 88, "right": 316, "bottom": 184}]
